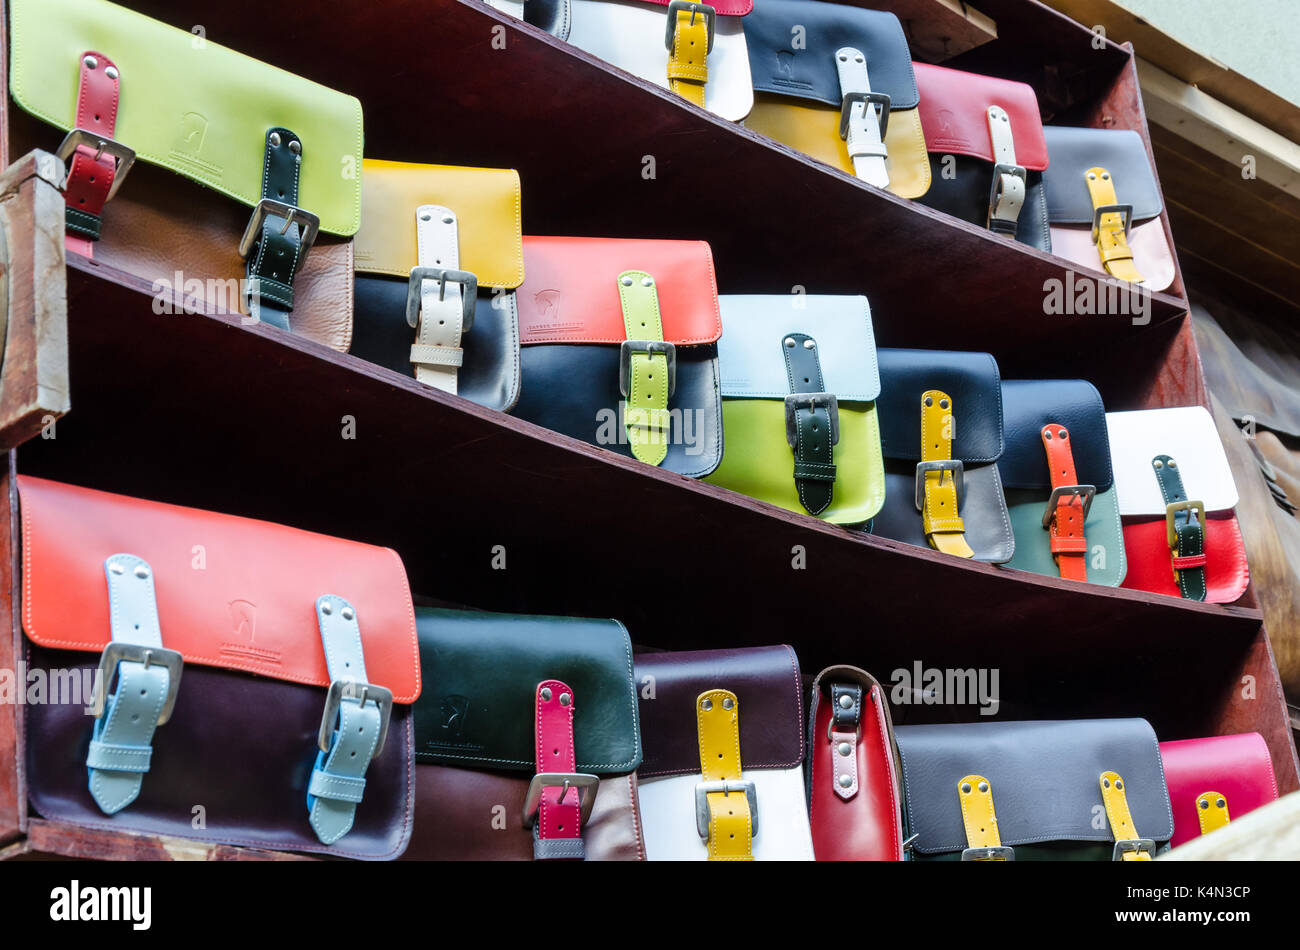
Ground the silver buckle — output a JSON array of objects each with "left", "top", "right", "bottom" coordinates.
[
  {"left": 318, "top": 679, "right": 394, "bottom": 756},
  {"left": 1041, "top": 484, "right": 1097, "bottom": 528},
  {"left": 237, "top": 198, "right": 321, "bottom": 272},
  {"left": 664, "top": 0, "right": 716, "bottom": 53},
  {"left": 405, "top": 266, "right": 478, "bottom": 331},
  {"left": 914, "top": 459, "right": 966, "bottom": 511},
  {"left": 619, "top": 340, "right": 677, "bottom": 397},
  {"left": 522, "top": 772, "right": 599, "bottom": 828},
  {"left": 91, "top": 644, "right": 183, "bottom": 725},
  {"left": 56, "top": 128, "right": 136, "bottom": 201},
  {"left": 1112, "top": 838, "right": 1155, "bottom": 861},
  {"left": 987, "top": 162, "right": 1027, "bottom": 229},
  {"left": 961, "top": 845, "right": 1015, "bottom": 861},
  {"left": 1091, "top": 202, "right": 1134, "bottom": 242},
  {"left": 694, "top": 779, "right": 758, "bottom": 841},
  {"left": 784, "top": 393, "right": 840, "bottom": 448},
  {"left": 839, "top": 91, "right": 891, "bottom": 140}
]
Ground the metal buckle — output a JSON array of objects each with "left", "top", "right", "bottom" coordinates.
[
  {"left": 987, "top": 162, "right": 1027, "bottom": 225},
  {"left": 522, "top": 772, "right": 599, "bottom": 828},
  {"left": 56, "top": 128, "right": 136, "bottom": 202},
  {"left": 839, "top": 91, "right": 891, "bottom": 141},
  {"left": 619, "top": 340, "right": 677, "bottom": 398},
  {"left": 237, "top": 198, "right": 321, "bottom": 272},
  {"left": 694, "top": 779, "right": 759, "bottom": 841},
  {"left": 1164, "top": 499, "right": 1206, "bottom": 550},
  {"left": 405, "top": 266, "right": 478, "bottom": 331},
  {"left": 784, "top": 393, "right": 841, "bottom": 448},
  {"left": 318, "top": 679, "right": 394, "bottom": 756},
  {"left": 1112, "top": 838, "right": 1155, "bottom": 861},
  {"left": 914, "top": 459, "right": 966, "bottom": 511},
  {"left": 664, "top": 0, "right": 716, "bottom": 53},
  {"left": 1091, "top": 202, "right": 1135, "bottom": 242},
  {"left": 91, "top": 644, "right": 183, "bottom": 725},
  {"left": 1041, "top": 484, "right": 1097, "bottom": 529},
  {"left": 961, "top": 846, "right": 1015, "bottom": 861}
]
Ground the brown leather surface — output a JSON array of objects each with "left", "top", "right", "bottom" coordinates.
[
  {"left": 402, "top": 766, "right": 645, "bottom": 861},
  {"left": 10, "top": 110, "right": 353, "bottom": 350}
]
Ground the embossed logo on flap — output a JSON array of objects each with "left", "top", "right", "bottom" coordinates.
[{"left": 219, "top": 599, "right": 283, "bottom": 666}]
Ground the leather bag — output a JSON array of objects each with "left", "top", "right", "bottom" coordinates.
[
  {"left": 741, "top": 0, "right": 928, "bottom": 197},
  {"left": 870, "top": 348, "right": 1014, "bottom": 562},
  {"left": 704, "top": 294, "right": 884, "bottom": 524},
  {"left": 511, "top": 235, "right": 724, "bottom": 477},
  {"left": 20, "top": 476, "right": 419, "bottom": 859},
  {"left": 352, "top": 159, "right": 525, "bottom": 410},
  {"left": 897, "top": 718, "right": 1174, "bottom": 861},
  {"left": 1159, "top": 733, "right": 1278, "bottom": 847},
  {"left": 406, "top": 607, "right": 644, "bottom": 860},
  {"left": 633, "top": 645, "right": 814, "bottom": 861},
  {"left": 999, "top": 379, "right": 1126, "bottom": 585}
]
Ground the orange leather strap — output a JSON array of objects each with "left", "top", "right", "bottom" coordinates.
[{"left": 1041, "top": 424, "right": 1088, "bottom": 582}]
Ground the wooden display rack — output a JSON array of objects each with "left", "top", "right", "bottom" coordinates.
[{"left": 0, "top": 0, "right": 1291, "bottom": 860}]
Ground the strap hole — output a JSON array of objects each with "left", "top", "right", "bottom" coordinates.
[
  {"left": 140, "top": 688, "right": 146, "bottom": 696},
  {"left": 131, "top": 714, "right": 139, "bottom": 722},
  {"left": 350, "top": 751, "right": 356, "bottom": 758}
]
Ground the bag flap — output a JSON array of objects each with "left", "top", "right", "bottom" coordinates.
[
  {"left": 716, "top": 295, "right": 879, "bottom": 400},
  {"left": 876, "top": 348, "right": 1004, "bottom": 463},
  {"left": 897, "top": 719, "right": 1173, "bottom": 853},
  {"left": 18, "top": 476, "right": 419, "bottom": 701},
  {"left": 413, "top": 608, "right": 641, "bottom": 773},
  {"left": 1043, "top": 127, "right": 1163, "bottom": 224},
  {"left": 1159, "top": 734, "right": 1277, "bottom": 836},
  {"left": 999, "top": 379, "right": 1113, "bottom": 491},
  {"left": 1106, "top": 406, "right": 1239, "bottom": 515},
  {"left": 743, "top": 0, "right": 918, "bottom": 110},
  {"left": 516, "top": 236, "right": 722, "bottom": 345},
  {"left": 354, "top": 159, "right": 523, "bottom": 288},
  {"left": 913, "top": 63, "right": 1048, "bottom": 170},
  {"left": 9, "top": 0, "right": 363, "bottom": 236},
  {"left": 634, "top": 645, "right": 803, "bottom": 777}
]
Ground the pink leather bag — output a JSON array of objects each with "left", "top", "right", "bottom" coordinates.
[{"left": 1159, "top": 733, "right": 1278, "bottom": 847}]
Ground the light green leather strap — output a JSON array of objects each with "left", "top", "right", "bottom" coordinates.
[{"left": 618, "top": 271, "right": 671, "bottom": 466}]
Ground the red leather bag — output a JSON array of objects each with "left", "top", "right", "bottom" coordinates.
[{"left": 1159, "top": 733, "right": 1278, "bottom": 847}]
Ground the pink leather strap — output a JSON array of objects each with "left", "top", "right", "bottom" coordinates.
[
  {"left": 1171, "top": 553, "right": 1208, "bottom": 570},
  {"left": 534, "top": 679, "right": 583, "bottom": 859},
  {"left": 65, "top": 51, "right": 122, "bottom": 242}
]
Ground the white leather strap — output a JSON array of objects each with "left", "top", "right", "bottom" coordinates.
[
  {"left": 836, "top": 47, "right": 889, "bottom": 189},
  {"left": 413, "top": 204, "right": 466, "bottom": 394},
  {"left": 986, "top": 106, "right": 1025, "bottom": 233},
  {"left": 488, "top": 0, "right": 526, "bottom": 18}
]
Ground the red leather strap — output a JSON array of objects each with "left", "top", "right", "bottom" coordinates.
[
  {"left": 65, "top": 51, "right": 121, "bottom": 241},
  {"left": 1041, "top": 423, "right": 1088, "bottom": 582},
  {"left": 534, "top": 680, "right": 582, "bottom": 857},
  {"left": 1171, "top": 553, "right": 1208, "bottom": 570}
]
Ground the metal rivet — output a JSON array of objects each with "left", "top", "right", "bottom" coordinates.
[
  {"left": 1102, "top": 173, "right": 1110, "bottom": 180},
  {"left": 961, "top": 782, "right": 972, "bottom": 794},
  {"left": 105, "top": 66, "right": 119, "bottom": 80},
  {"left": 838, "top": 774, "right": 853, "bottom": 788},
  {"left": 784, "top": 337, "right": 796, "bottom": 347},
  {"left": 1115, "top": 779, "right": 1124, "bottom": 791},
  {"left": 924, "top": 396, "right": 933, "bottom": 407},
  {"left": 702, "top": 698, "right": 713, "bottom": 711},
  {"left": 1153, "top": 460, "right": 1164, "bottom": 469},
  {"left": 978, "top": 781, "right": 989, "bottom": 793},
  {"left": 269, "top": 131, "right": 282, "bottom": 147},
  {"left": 134, "top": 565, "right": 150, "bottom": 579},
  {"left": 722, "top": 697, "right": 734, "bottom": 710},
  {"left": 321, "top": 602, "right": 333, "bottom": 615},
  {"left": 621, "top": 276, "right": 634, "bottom": 286},
  {"left": 1168, "top": 460, "right": 1177, "bottom": 468},
  {"left": 1102, "top": 777, "right": 1111, "bottom": 788},
  {"left": 803, "top": 339, "right": 815, "bottom": 349},
  {"left": 1044, "top": 431, "right": 1052, "bottom": 440},
  {"left": 1198, "top": 799, "right": 1209, "bottom": 810},
  {"left": 288, "top": 140, "right": 301, "bottom": 155},
  {"left": 560, "top": 693, "right": 571, "bottom": 706},
  {"left": 837, "top": 742, "right": 852, "bottom": 756},
  {"left": 1058, "top": 429, "right": 1068, "bottom": 439},
  {"left": 1087, "top": 172, "right": 1097, "bottom": 180},
  {"left": 940, "top": 399, "right": 950, "bottom": 410},
  {"left": 341, "top": 607, "right": 354, "bottom": 621},
  {"left": 442, "top": 214, "right": 454, "bottom": 224},
  {"left": 420, "top": 213, "right": 431, "bottom": 222},
  {"left": 641, "top": 276, "right": 653, "bottom": 287},
  {"left": 838, "top": 54, "right": 847, "bottom": 61},
  {"left": 541, "top": 687, "right": 552, "bottom": 701},
  {"left": 838, "top": 694, "right": 853, "bottom": 710},
  {"left": 855, "top": 56, "right": 864, "bottom": 64},
  {"left": 109, "top": 562, "right": 125, "bottom": 575},
  {"left": 83, "top": 55, "right": 98, "bottom": 69},
  {"left": 1216, "top": 798, "right": 1226, "bottom": 809}
]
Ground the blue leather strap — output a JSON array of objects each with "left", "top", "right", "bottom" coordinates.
[
  {"left": 88, "top": 554, "right": 171, "bottom": 814},
  {"left": 307, "top": 594, "right": 385, "bottom": 845}
]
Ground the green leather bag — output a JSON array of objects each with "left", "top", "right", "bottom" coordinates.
[{"left": 705, "top": 295, "right": 885, "bottom": 525}]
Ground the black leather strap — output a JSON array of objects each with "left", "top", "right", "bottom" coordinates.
[
  {"left": 782, "top": 332, "right": 836, "bottom": 516},
  {"left": 245, "top": 127, "right": 303, "bottom": 332},
  {"left": 1153, "top": 454, "right": 1207, "bottom": 602},
  {"left": 830, "top": 684, "right": 862, "bottom": 730}
]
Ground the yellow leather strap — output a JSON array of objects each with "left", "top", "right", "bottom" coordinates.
[
  {"left": 1196, "top": 791, "right": 1230, "bottom": 836},
  {"left": 957, "top": 774, "right": 1011, "bottom": 860},
  {"left": 1100, "top": 770, "right": 1152, "bottom": 861},
  {"left": 921, "top": 390, "right": 973, "bottom": 558},
  {"left": 696, "top": 689, "right": 753, "bottom": 861},
  {"left": 1085, "top": 166, "right": 1144, "bottom": 284},
  {"left": 667, "top": 7, "right": 709, "bottom": 107}
]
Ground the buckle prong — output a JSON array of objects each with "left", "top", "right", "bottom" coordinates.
[
  {"left": 318, "top": 678, "right": 394, "bottom": 756},
  {"left": 914, "top": 459, "right": 966, "bottom": 511},
  {"left": 619, "top": 340, "right": 677, "bottom": 397},
  {"left": 664, "top": 0, "right": 717, "bottom": 53},
  {"left": 56, "top": 128, "right": 137, "bottom": 202},
  {"left": 405, "top": 266, "right": 478, "bottom": 331},
  {"left": 91, "top": 643, "right": 184, "bottom": 725},
  {"left": 522, "top": 772, "right": 599, "bottom": 827},
  {"left": 237, "top": 198, "right": 320, "bottom": 271},
  {"left": 694, "top": 779, "right": 759, "bottom": 841},
  {"left": 1041, "top": 484, "right": 1097, "bottom": 528},
  {"left": 784, "top": 393, "right": 841, "bottom": 448}
]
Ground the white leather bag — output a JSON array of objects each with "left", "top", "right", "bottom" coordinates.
[{"left": 1106, "top": 406, "right": 1238, "bottom": 516}]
